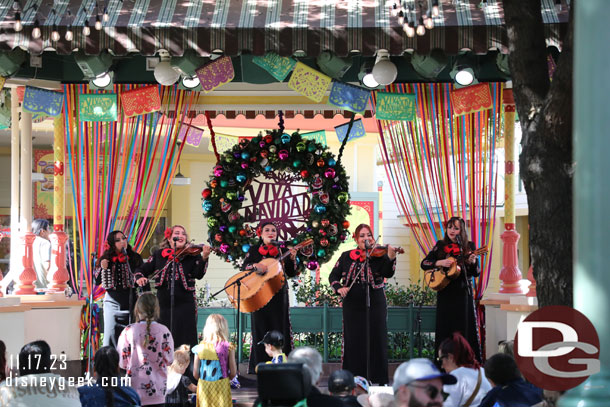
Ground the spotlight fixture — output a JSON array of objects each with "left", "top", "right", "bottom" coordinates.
[
  {"left": 410, "top": 49, "right": 448, "bottom": 80},
  {"left": 14, "top": 12, "right": 22, "bottom": 32},
  {"left": 372, "top": 49, "right": 397, "bottom": 86},
  {"left": 83, "top": 21, "right": 91, "bottom": 36},
  {"left": 0, "top": 48, "right": 28, "bottom": 77},
  {"left": 181, "top": 76, "right": 200, "bottom": 89},
  {"left": 316, "top": 50, "right": 352, "bottom": 80},
  {"left": 154, "top": 60, "right": 180, "bottom": 86},
  {"left": 75, "top": 50, "right": 113, "bottom": 79},
  {"left": 32, "top": 20, "right": 41, "bottom": 39},
  {"left": 358, "top": 60, "right": 379, "bottom": 89},
  {"left": 495, "top": 52, "right": 510, "bottom": 76},
  {"left": 91, "top": 72, "right": 113, "bottom": 89},
  {"left": 170, "top": 50, "right": 207, "bottom": 78},
  {"left": 449, "top": 54, "right": 478, "bottom": 87}
]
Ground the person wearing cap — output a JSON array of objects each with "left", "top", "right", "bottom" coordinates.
[
  {"left": 242, "top": 221, "right": 298, "bottom": 374},
  {"left": 288, "top": 347, "right": 343, "bottom": 407},
  {"left": 353, "top": 376, "right": 370, "bottom": 396},
  {"left": 328, "top": 369, "right": 360, "bottom": 407},
  {"left": 259, "top": 330, "right": 287, "bottom": 364},
  {"left": 392, "top": 358, "right": 457, "bottom": 407}
]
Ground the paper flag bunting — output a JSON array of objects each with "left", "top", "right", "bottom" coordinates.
[
  {"left": 301, "top": 130, "right": 327, "bottom": 146},
  {"left": 179, "top": 123, "right": 204, "bottom": 147},
  {"left": 0, "top": 76, "right": 5, "bottom": 91},
  {"left": 121, "top": 86, "right": 161, "bottom": 117},
  {"left": 328, "top": 82, "right": 370, "bottom": 115},
  {"left": 196, "top": 56, "right": 235, "bottom": 93},
  {"left": 375, "top": 92, "right": 416, "bottom": 121},
  {"left": 208, "top": 133, "right": 240, "bottom": 153},
  {"left": 335, "top": 118, "right": 366, "bottom": 143},
  {"left": 288, "top": 62, "right": 332, "bottom": 103},
  {"left": 450, "top": 83, "right": 493, "bottom": 116},
  {"left": 252, "top": 53, "right": 297, "bottom": 82},
  {"left": 22, "top": 86, "right": 64, "bottom": 117},
  {"left": 79, "top": 93, "right": 118, "bottom": 122}
]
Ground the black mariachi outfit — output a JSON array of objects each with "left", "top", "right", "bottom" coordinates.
[
  {"left": 421, "top": 240, "right": 481, "bottom": 361},
  {"left": 137, "top": 248, "right": 208, "bottom": 348},
  {"left": 242, "top": 243, "right": 297, "bottom": 374},
  {"left": 328, "top": 250, "right": 396, "bottom": 385},
  {"left": 95, "top": 251, "right": 144, "bottom": 347}
]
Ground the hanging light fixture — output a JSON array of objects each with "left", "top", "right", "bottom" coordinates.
[
  {"left": 94, "top": 15, "right": 102, "bottom": 30},
  {"left": 372, "top": 49, "right": 398, "bottom": 86},
  {"left": 358, "top": 60, "right": 379, "bottom": 88},
  {"left": 51, "top": 24, "right": 60, "bottom": 41},
  {"left": 416, "top": 16, "right": 426, "bottom": 36},
  {"left": 103, "top": 7, "right": 109, "bottom": 22},
  {"left": 83, "top": 20, "right": 91, "bottom": 36},
  {"left": 393, "top": 0, "right": 437, "bottom": 37},
  {"left": 14, "top": 12, "right": 22, "bottom": 32},
  {"left": 31, "top": 19, "right": 41, "bottom": 39},
  {"left": 403, "top": 21, "right": 415, "bottom": 38},
  {"left": 431, "top": 1, "right": 440, "bottom": 17},
  {"left": 65, "top": 11, "right": 73, "bottom": 41},
  {"left": 173, "top": 166, "right": 191, "bottom": 186}
]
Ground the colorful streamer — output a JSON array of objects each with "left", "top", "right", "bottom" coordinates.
[
  {"left": 63, "top": 84, "right": 196, "bottom": 367},
  {"left": 373, "top": 83, "right": 504, "bottom": 349}
]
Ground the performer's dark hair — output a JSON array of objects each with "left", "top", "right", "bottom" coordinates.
[
  {"left": 94, "top": 346, "right": 121, "bottom": 407},
  {"left": 439, "top": 332, "right": 480, "bottom": 369},
  {"left": 484, "top": 353, "right": 521, "bottom": 385},
  {"left": 18, "top": 340, "right": 51, "bottom": 375},
  {"left": 0, "top": 340, "right": 6, "bottom": 382},
  {"left": 100, "top": 230, "right": 137, "bottom": 262},
  {"left": 257, "top": 221, "right": 278, "bottom": 242},
  {"left": 443, "top": 217, "right": 469, "bottom": 252},
  {"left": 352, "top": 224, "right": 373, "bottom": 240}
]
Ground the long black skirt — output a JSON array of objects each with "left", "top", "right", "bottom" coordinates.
[
  {"left": 248, "top": 283, "right": 293, "bottom": 374},
  {"left": 157, "top": 286, "right": 198, "bottom": 348},
  {"left": 342, "top": 283, "right": 389, "bottom": 385}
]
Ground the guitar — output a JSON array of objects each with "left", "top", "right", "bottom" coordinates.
[
  {"left": 225, "top": 239, "right": 314, "bottom": 313},
  {"left": 424, "top": 246, "right": 488, "bottom": 292}
]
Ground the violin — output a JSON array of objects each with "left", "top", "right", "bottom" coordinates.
[
  {"left": 367, "top": 244, "right": 404, "bottom": 257},
  {"left": 173, "top": 243, "right": 213, "bottom": 259}
]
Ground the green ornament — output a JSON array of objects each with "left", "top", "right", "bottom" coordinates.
[
  {"left": 337, "top": 192, "right": 349, "bottom": 203},
  {"left": 330, "top": 236, "right": 338, "bottom": 243},
  {"left": 307, "top": 143, "right": 317, "bottom": 152},
  {"left": 207, "top": 218, "right": 218, "bottom": 227},
  {"left": 316, "top": 249, "right": 326, "bottom": 258},
  {"left": 296, "top": 142, "right": 306, "bottom": 152},
  {"left": 293, "top": 160, "right": 301, "bottom": 168},
  {"left": 228, "top": 226, "right": 237, "bottom": 233},
  {"left": 269, "top": 145, "right": 277, "bottom": 153},
  {"left": 220, "top": 180, "right": 228, "bottom": 188},
  {"left": 292, "top": 239, "right": 299, "bottom": 245},
  {"left": 226, "top": 191, "right": 237, "bottom": 200}
]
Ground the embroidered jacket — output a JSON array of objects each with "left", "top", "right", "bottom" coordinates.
[{"left": 328, "top": 250, "right": 396, "bottom": 294}]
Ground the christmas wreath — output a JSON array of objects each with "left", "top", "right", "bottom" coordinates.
[{"left": 202, "top": 129, "right": 351, "bottom": 272}]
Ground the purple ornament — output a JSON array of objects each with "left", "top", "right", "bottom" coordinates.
[
  {"left": 233, "top": 152, "right": 241, "bottom": 159},
  {"left": 219, "top": 225, "right": 227, "bottom": 232},
  {"left": 241, "top": 162, "right": 249, "bottom": 169},
  {"left": 307, "top": 261, "right": 319, "bottom": 270},
  {"left": 324, "top": 168, "right": 336, "bottom": 178},
  {"left": 238, "top": 195, "right": 245, "bottom": 201},
  {"left": 259, "top": 141, "right": 266, "bottom": 148},
  {"left": 220, "top": 243, "right": 230, "bottom": 253},
  {"left": 213, "top": 165, "right": 224, "bottom": 177},
  {"left": 278, "top": 149, "right": 289, "bottom": 160}
]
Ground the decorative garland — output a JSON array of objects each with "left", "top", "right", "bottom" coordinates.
[{"left": 202, "top": 129, "right": 351, "bottom": 271}]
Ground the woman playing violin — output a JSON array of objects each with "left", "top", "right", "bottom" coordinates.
[
  {"left": 241, "top": 221, "right": 297, "bottom": 374},
  {"left": 328, "top": 224, "right": 397, "bottom": 385},
  {"left": 420, "top": 217, "right": 481, "bottom": 362},
  {"left": 136, "top": 225, "right": 211, "bottom": 347},
  {"left": 95, "top": 230, "right": 146, "bottom": 347}
]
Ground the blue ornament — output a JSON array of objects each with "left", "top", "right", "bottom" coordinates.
[
  {"left": 314, "top": 204, "right": 327, "bottom": 214},
  {"left": 236, "top": 173, "right": 247, "bottom": 183},
  {"left": 220, "top": 180, "right": 228, "bottom": 188},
  {"left": 202, "top": 200, "right": 213, "bottom": 212},
  {"left": 242, "top": 244, "right": 251, "bottom": 253},
  {"left": 241, "top": 151, "right": 250, "bottom": 160},
  {"left": 265, "top": 165, "right": 272, "bottom": 172},
  {"left": 292, "top": 160, "right": 301, "bottom": 168},
  {"left": 281, "top": 134, "right": 291, "bottom": 144},
  {"left": 316, "top": 249, "right": 326, "bottom": 258},
  {"left": 228, "top": 226, "right": 237, "bottom": 233},
  {"left": 328, "top": 158, "right": 336, "bottom": 166}
]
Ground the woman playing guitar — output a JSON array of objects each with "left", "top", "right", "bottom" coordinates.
[
  {"left": 421, "top": 217, "right": 482, "bottom": 362},
  {"left": 242, "top": 221, "right": 297, "bottom": 374}
]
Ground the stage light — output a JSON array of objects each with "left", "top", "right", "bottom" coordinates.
[
  {"left": 358, "top": 60, "right": 379, "bottom": 89},
  {"left": 410, "top": 49, "right": 448, "bottom": 80},
  {"left": 75, "top": 50, "right": 113, "bottom": 79},
  {"left": 170, "top": 50, "right": 206, "bottom": 77},
  {"left": 450, "top": 53, "right": 478, "bottom": 87},
  {"left": 0, "top": 48, "right": 27, "bottom": 77},
  {"left": 181, "top": 76, "right": 200, "bottom": 89},
  {"left": 316, "top": 50, "right": 352, "bottom": 79},
  {"left": 372, "top": 49, "right": 397, "bottom": 86},
  {"left": 90, "top": 72, "right": 113, "bottom": 89},
  {"left": 496, "top": 52, "right": 510, "bottom": 76},
  {"left": 154, "top": 61, "right": 180, "bottom": 86}
]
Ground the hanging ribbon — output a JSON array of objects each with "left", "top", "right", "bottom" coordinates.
[
  {"left": 206, "top": 110, "right": 219, "bottom": 163},
  {"left": 336, "top": 113, "right": 355, "bottom": 167}
]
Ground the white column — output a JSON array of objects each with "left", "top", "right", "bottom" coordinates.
[
  {"left": 9, "top": 94, "right": 20, "bottom": 280},
  {"left": 20, "top": 110, "right": 32, "bottom": 230}
]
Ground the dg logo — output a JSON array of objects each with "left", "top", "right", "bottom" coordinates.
[{"left": 514, "top": 305, "right": 600, "bottom": 391}]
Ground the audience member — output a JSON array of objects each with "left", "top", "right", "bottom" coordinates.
[
  {"left": 497, "top": 340, "right": 515, "bottom": 359},
  {"left": 357, "top": 393, "right": 396, "bottom": 407},
  {"left": 480, "top": 353, "right": 543, "bottom": 407},
  {"left": 288, "top": 347, "right": 343, "bottom": 407},
  {"left": 166, "top": 345, "right": 197, "bottom": 407},
  {"left": 328, "top": 369, "right": 360, "bottom": 407},
  {"left": 31, "top": 219, "right": 52, "bottom": 289},
  {"left": 259, "top": 330, "right": 287, "bottom": 364},
  {"left": 79, "top": 346, "right": 141, "bottom": 407},
  {"left": 392, "top": 358, "right": 456, "bottom": 407},
  {"left": 117, "top": 292, "right": 174, "bottom": 406},
  {"left": 0, "top": 340, "right": 80, "bottom": 406},
  {"left": 353, "top": 376, "right": 370, "bottom": 396},
  {"left": 438, "top": 333, "right": 492, "bottom": 407}
]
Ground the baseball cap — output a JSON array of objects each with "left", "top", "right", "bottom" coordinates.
[
  {"left": 354, "top": 376, "right": 370, "bottom": 393},
  {"left": 328, "top": 369, "right": 355, "bottom": 394},
  {"left": 258, "top": 330, "right": 284, "bottom": 347},
  {"left": 392, "top": 358, "right": 457, "bottom": 393}
]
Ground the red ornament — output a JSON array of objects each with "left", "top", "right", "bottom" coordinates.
[
  {"left": 202, "top": 188, "right": 212, "bottom": 199},
  {"left": 261, "top": 150, "right": 269, "bottom": 159},
  {"left": 264, "top": 134, "right": 273, "bottom": 143},
  {"left": 300, "top": 170, "right": 309, "bottom": 178},
  {"left": 321, "top": 219, "right": 330, "bottom": 228},
  {"left": 316, "top": 158, "right": 325, "bottom": 167},
  {"left": 239, "top": 229, "right": 247, "bottom": 237},
  {"left": 342, "top": 220, "right": 350, "bottom": 229},
  {"left": 215, "top": 233, "right": 223, "bottom": 242}
]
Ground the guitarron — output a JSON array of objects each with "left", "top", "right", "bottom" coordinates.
[
  {"left": 424, "top": 246, "right": 488, "bottom": 292},
  {"left": 225, "top": 239, "right": 313, "bottom": 313}
]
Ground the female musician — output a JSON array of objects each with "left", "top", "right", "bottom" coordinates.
[
  {"left": 241, "top": 221, "right": 297, "bottom": 374},
  {"left": 136, "top": 225, "right": 211, "bottom": 347},
  {"left": 328, "top": 224, "right": 396, "bottom": 385},
  {"left": 95, "top": 230, "right": 145, "bottom": 347},
  {"left": 421, "top": 217, "right": 481, "bottom": 362}
]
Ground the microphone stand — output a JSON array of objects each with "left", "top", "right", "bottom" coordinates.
[
  {"left": 457, "top": 238, "right": 482, "bottom": 361},
  {"left": 210, "top": 268, "right": 258, "bottom": 365},
  {"left": 123, "top": 249, "right": 135, "bottom": 325},
  {"left": 170, "top": 246, "right": 176, "bottom": 336},
  {"left": 363, "top": 243, "right": 371, "bottom": 382}
]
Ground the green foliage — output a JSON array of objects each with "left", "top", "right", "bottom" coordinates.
[
  {"left": 292, "top": 274, "right": 342, "bottom": 307},
  {"left": 384, "top": 279, "right": 437, "bottom": 306}
]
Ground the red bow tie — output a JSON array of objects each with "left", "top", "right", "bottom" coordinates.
[
  {"left": 349, "top": 249, "right": 365, "bottom": 262},
  {"left": 444, "top": 243, "right": 461, "bottom": 256},
  {"left": 162, "top": 248, "right": 175, "bottom": 260},
  {"left": 112, "top": 253, "right": 127, "bottom": 263},
  {"left": 259, "top": 244, "right": 279, "bottom": 257}
]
